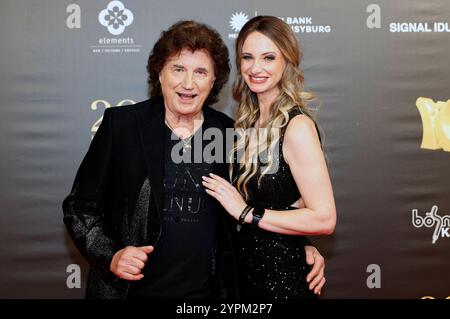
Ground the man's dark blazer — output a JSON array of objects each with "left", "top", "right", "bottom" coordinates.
[{"left": 63, "top": 96, "right": 238, "bottom": 299}]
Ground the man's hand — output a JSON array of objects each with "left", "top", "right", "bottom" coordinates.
[
  {"left": 304, "top": 245, "right": 326, "bottom": 295},
  {"left": 202, "top": 173, "right": 247, "bottom": 220},
  {"left": 110, "top": 245, "right": 153, "bottom": 281}
]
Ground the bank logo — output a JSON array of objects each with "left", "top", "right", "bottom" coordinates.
[
  {"left": 230, "top": 12, "right": 249, "bottom": 32},
  {"left": 412, "top": 205, "right": 450, "bottom": 244},
  {"left": 98, "top": 1, "right": 134, "bottom": 35},
  {"left": 91, "top": 99, "right": 135, "bottom": 137},
  {"left": 416, "top": 97, "right": 450, "bottom": 152}
]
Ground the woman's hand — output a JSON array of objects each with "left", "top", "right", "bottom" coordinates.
[
  {"left": 305, "top": 245, "right": 326, "bottom": 295},
  {"left": 202, "top": 173, "right": 247, "bottom": 220}
]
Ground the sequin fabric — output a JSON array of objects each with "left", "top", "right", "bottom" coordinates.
[{"left": 232, "top": 108, "right": 315, "bottom": 299}]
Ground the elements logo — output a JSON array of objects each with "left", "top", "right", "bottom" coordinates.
[
  {"left": 228, "top": 11, "right": 331, "bottom": 38},
  {"left": 91, "top": 99, "right": 136, "bottom": 137},
  {"left": 98, "top": 1, "right": 134, "bottom": 35},
  {"left": 416, "top": 97, "right": 450, "bottom": 152},
  {"left": 412, "top": 205, "right": 450, "bottom": 244}
]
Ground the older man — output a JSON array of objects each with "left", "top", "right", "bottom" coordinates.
[{"left": 63, "top": 20, "right": 325, "bottom": 299}]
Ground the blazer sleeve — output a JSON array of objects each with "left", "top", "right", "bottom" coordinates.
[{"left": 62, "top": 107, "right": 119, "bottom": 274}]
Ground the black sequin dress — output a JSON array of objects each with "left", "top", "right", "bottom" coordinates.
[{"left": 232, "top": 108, "right": 316, "bottom": 300}]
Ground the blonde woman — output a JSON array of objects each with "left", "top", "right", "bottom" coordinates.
[{"left": 203, "top": 16, "right": 336, "bottom": 299}]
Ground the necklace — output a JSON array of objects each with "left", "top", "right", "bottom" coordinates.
[{"left": 165, "top": 113, "right": 203, "bottom": 153}]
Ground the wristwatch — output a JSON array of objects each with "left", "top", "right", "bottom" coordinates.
[{"left": 251, "top": 207, "right": 265, "bottom": 226}]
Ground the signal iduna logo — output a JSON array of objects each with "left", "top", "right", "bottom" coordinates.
[{"left": 412, "top": 205, "right": 450, "bottom": 244}]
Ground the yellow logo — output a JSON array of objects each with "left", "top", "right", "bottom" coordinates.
[{"left": 416, "top": 97, "right": 450, "bottom": 152}]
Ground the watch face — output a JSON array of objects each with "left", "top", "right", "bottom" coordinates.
[{"left": 251, "top": 208, "right": 265, "bottom": 225}]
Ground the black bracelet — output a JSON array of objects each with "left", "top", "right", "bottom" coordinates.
[
  {"left": 251, "top": 207, "right": 266, "bottom": 226},
  {"left": 237, "top": 205, "right": 252, "bottom": 231}
]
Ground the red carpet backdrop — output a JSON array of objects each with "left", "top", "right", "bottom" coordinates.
[{"left": 0, "top": 0, "right": 449, "bottom": 298}]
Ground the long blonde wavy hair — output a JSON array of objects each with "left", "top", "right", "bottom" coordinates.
[{"left": 230, "top": 16, "right": 319, "bottom": 200}]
